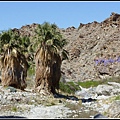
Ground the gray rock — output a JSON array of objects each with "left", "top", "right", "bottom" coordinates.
[
  {"left": 95, "top": 84, "right": 114, "bottom": 96},
  {"left": 107, "top": 82, "right": 120, "bottom": 88},
  {"left": 95, "top": 82, "right": 120, "bottom": 96},
  {"left": 93, "top": 113, "right": 108, "bottom": 119}
]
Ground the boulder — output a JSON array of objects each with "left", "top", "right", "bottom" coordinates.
[{"left": 95, "top": 84, "right": 114, "bottom": 96}]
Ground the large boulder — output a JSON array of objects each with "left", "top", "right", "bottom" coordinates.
[
  {"left": 96, "top": 82, "right": 120, "bottom": 96},
  {"left": 96, "top": 84, "right": 114, "bottom": 96}
]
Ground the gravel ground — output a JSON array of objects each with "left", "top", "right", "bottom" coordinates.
[{"left": 0, "top": 85, "right": 119, "bottom": 119}]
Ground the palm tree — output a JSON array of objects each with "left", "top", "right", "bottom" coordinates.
[
  {"left": 33, "top": 22, "right": 69, "bottom": 95},
  {"left": 0, "top": 29, "right": 29, "bottom": 90}
]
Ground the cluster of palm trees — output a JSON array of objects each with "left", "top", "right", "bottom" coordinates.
[{"left": 0, "top": 22, "right": 69, "bottom": 95}]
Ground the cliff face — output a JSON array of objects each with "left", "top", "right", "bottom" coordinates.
[{"left": 13, "top": 12, "right": 120, "bottom": 82}]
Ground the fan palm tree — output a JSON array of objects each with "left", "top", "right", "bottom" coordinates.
[
  {"left": 0, "top": 29, "right": 29, "bottom": 90},
  {"left": 33, "top": 22, "right": 69, "bottom": 95}
]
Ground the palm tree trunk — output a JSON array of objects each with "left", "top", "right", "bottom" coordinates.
[
  {"left": 34, "top": 47, "right": 62, "bottom": 95},
  {"left": 34, "top": 47, "right": 53, "bottom": 95}
]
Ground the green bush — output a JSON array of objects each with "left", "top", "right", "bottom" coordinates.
[
  {"left": 59, "top": 80, "right": 104, "bottom": 94},
  {"left": 59, "top": 81, "right": 80, "bottom": 94},
  {"left": 115, "top": 95, "right": 120, "bottom": 100},
  {"left": 12, "top": 106, "right": 17, "bottom": 112},
  {"left": 77, "top": 80, "right": 102, "bottom": 88}
]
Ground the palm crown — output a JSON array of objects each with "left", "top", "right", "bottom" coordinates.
[{"left": 33, "top": 22, "right": 69, "bottom": 61}]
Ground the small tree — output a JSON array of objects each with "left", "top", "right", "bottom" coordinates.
[{"left": 0, "top": 29, "right": 29, "bottom": 90}]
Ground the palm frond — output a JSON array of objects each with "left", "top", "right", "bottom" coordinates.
[{"left": 61, "top": 49, "right": 69, "bottom": 61}]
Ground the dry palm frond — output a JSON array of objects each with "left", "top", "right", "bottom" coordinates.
[
  {"left": 44, "top": 49, "right": 49, "bottom": 64},
  {"left": 12, "top": 48, "right": 17, "bottom": 55},
  {"left": 38, "top": 47, "right": 45, "bottom": 65}
]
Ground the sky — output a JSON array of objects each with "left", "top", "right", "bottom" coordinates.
[{"left": 0, "top": 1, "right": 120, "bottom": 31}]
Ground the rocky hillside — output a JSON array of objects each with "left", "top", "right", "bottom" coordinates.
[
  {"left": 60, "top": 12, "right": 120, "bottom": 82},
  {"left": 12, "top": 12, "right": 120, "bottom": 82}
]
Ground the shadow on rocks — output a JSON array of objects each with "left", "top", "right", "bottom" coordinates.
[
  {"left": 0, "top": 116, "right": 27, "bottom": 119},
  {"left": 53, "top": 92, "right": 80, "bottom": 101},
  {"left": 81, "top": 98, "right": 97, "bottom": 103},
  {"left": 53, "top": 93, "right": 97, "bottom": 103}
]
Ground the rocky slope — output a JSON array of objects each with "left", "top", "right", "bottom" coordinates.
[
  {"left": 60, "top": 12, "right": 120, "bottom": 82},
  {"left": 12, "top": 12, "right": 120, "bottom": 82}
]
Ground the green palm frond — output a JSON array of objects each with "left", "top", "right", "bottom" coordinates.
[
  {"left": 46, "top": 39, "right": 53, "bottom": 46},
  {"left": 32, "top": 22, "right": 69, "bottom": 62},
  {"left": 0, "top": 28, "right": 31, "bottom": 56}
]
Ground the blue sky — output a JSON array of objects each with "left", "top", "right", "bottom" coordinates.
[{"left": 0, "top": 1, "right": 120, "bottom": 31}]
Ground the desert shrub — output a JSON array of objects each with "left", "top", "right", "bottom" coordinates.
[
  {"left": 115, "top": 95, "right": 120, "bottom": 100},
  {"left": 59, "top": 81, "right": 80, "bottom": 94}
]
